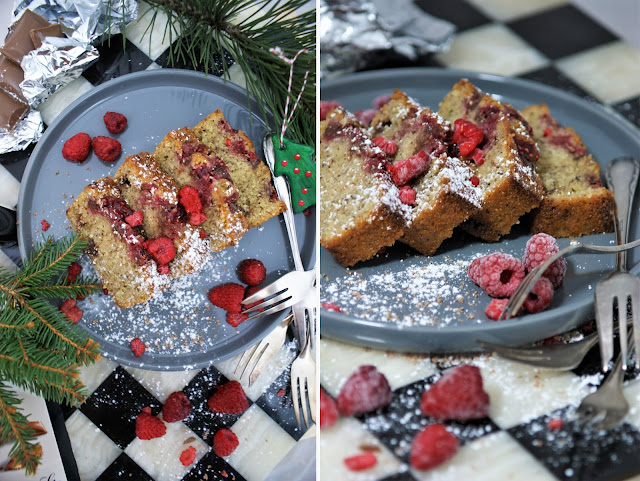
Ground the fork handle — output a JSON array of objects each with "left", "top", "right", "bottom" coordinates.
[{"left": 605, "top": 156, "right": 640, "bottom": 271}]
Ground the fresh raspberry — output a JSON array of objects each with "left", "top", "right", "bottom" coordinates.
[
  {"left": 178, "top": 186, "right": 203, "bottom": 214},
  {"left": 125, "top": 210, "right": 143, "bottom": 227},
  {"left": 237, "top": 259, "right": 266, "bottom": 286},
  {"left": 60, "top": 298, "right": 82, "bottom": 323},
  {"left": 92, "top": 136, "right": 121, "bottom": 162},
  {"left": 207, "top": 380, "right": 249, "bottom": 414},
  {"left": 162, "top": 391, "right": 192, "bottom": 423},
  {"left": 179, "top": 446, "right": 196, "bottom": 466},
  {"left": 337, "top": 365, "right": 392, "bottom": 416},
  {"left": 523, "top": 233, "right": 566, "bottom": 288},
  {"left": 213, "top": 428, "right": 239, "bottom": 457},
  {"left": 398, "top": 185, "right": 417, "bottom": 205},
  {"left": 372, "top": 94, "right": 392, "bottom": 110},
  {"left": 66, "top": 262, "right": 82, "bottom": 283},
  {"left": 471, "top": 148, "right": 485, "bottom": 165},
  {"left": 199, "top": 230, "right": 207, "bottom": 239},
  {"left": 344, "top": 452, "right": 377, "bottom": 471},
  {"left": 41, "top": 219, "right": 50, "bottom": 231},
  {"left": 321, "top": 302, "right": 341, "bottom": 312},
  {"left": 145, "top": 237, "right": 175, "bottom": 265},
  {"left": 420, "top": 365, "right": 490, "bottom": 420},
  {"left": 62, "top": 133, "right": 91, "bottom": 162},
  {"left": 548, "top": 418, "right": 563, "bottom": 430},
  {"left": 485, "top": 298, "right": 509, "bottom": 321},
  {"left": 353, "top": 109, "right": 377, "bottom": 127},
  {"left": 543, "top": 127, "right": 552, "bottom": 137},
  {"left": 243, "top": 285, "right": 263, "bottom": 311},
  {"left": 320, "top": 389, "right": 339, "bottom": 429},
  {"left": 410, "top": 424, "right": 458, "bottom": 471},
  {"left": 188, "top": 212, "right": 207, "bottom": 226},
  {"left": 452, "top": 118, "right": 484, "bottom": 156},
  {"left": 135, "top": 407, "right": 166, "bottom": 440},
  {"left": 208, "top": 283, "right": 245, "bottom": 313},
  {"left": 131, "top": 337, "right": 146, "bottom": 357},
  {"left": 387, "top": 150, "right": 430, "bottom": 186},
  {"left": 158, "top": 264, "right": 170, "bottom": 275},
  {"left": 103, "top": 111, "right": 128, "bottom": 134},
  {"left": 523, "top": 277, "right": 554, "bottom": 314},
  {"left": 277, "top": 389, "right": 286, "bottom": 396},
  {"left": 226, "top": 311, "right": 248, "bottom": 327},
  {"left": 320, "top": 100, "right": 342, "bottom": 121},
  {"left": 468, "top": 253, "right": 525, "bottom": 298},
  {"left": 470, "top": 175, "right": 480, "bottom": 186},
  {"left": 372, "top": 137, "right": 398, "bottom": 156}
]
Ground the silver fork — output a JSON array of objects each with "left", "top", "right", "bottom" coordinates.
[
  {"left": 241, "top": 268, "right": 315, "bottom": 319},
  {"left": 594, "top": 156, "right": 640, "bottom": 371},
  {"left": 290, "top": 326, "right": 317, "bottom": 430},
  {"left": 234, "top": 312, "right": 293, "bottom": 385}
]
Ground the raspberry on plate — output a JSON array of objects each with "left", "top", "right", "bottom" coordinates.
[
  {"left": 420, "top": 365, "right": 490, "bottom": 421},
  {"left": 344, "top": 452, "right": 378, "bottom": 471},
  {"left": 410, "top": 423, "right": 458, "bottom": 470},
  {"left": 523, "top": 233, "right": 566, "bottom": 288},
  {"left": 226, "top": 311, "right": 248, "bottom": 327},
  {"left": 131, "top": 337, "right": 146, "bottom": 357},
  {"left": 214, "top": 428, "right": 239, "bottom": 457},
  {"left": 208, "top": 283, "right": 245, "bottom": 313},
  {"left": 208, "top": 380, "right": 249, "bottom": 414},
  {"left": 92, "top": 136, "right": 121, "bottom": 162},
  {"left": 337, "top": 365, "right": 392, "bottom": 416},
  {"left": 468, "top": 253, "right": 525, "bottom": 298},
  {"left": 179, "top": 446, "right": 196, "bottom": 466},
  {"left": 162, "top": 391, "right": 192, "bottom": 423},
  {"left": 41, "top": 219, "right": 50, "bottom": 231},
  {"left": 237, "top": 258, "right": 266, "bottom": 286},
  {"left": 62, "top": 132, "right": 91, "bottom": 163},
  {"left": 485, "top": 298, "right": 509, "bottom": 321},
  {"left": 144, "top": 237, "right": 175, "bottom": 266},
  {"left": 320, "top": 389, "right": 339, "bottom": 429},
  {"left": 60, "top": 298, "right": 82, "bottom": 323},
  {"left": 66, "top": 261, "right": 82, "bottom": 283},
  {"left": 135, "top": 407, "right": 166, "bottom": 440},
  {"left": 103, "top": 111, "right": 128, "bottom": 134},
  {"left": 523, "top": 276, "right": 554, "bottom": 313}
]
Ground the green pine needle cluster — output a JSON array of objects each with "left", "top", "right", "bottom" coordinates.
[
  {"left": 0, "top": 235, "right": 102, "bottom": 474},
  {"left": 124, "top": 0, "right": 316, "bottom": 146}
]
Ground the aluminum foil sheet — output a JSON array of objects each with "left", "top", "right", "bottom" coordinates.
[
  {"left": 320, "top": 0, "right": 455, "bottom": 79},
  {"left": 0, "top": 109, "right": 43, "bottom": 154},
  {"left": 20, "top": 37, "right": 99, "bottom": 107}
]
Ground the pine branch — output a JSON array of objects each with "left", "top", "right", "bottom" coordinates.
[
  {"left": 0, "top": 381, "right": 39, "bottom": 475},
  {"left": 16, "top": 236, "right": 87, "bottom": 287}
]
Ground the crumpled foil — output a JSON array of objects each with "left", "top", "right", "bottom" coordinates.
[
  {"left": 320, "top": 0, "right": 455, "bottom": 79},
  {"left": 0, "top": 0, "right": 138, "bottom": 153},
  {"left": 20, "top": 37, "right": 99, "bottom": 107}
]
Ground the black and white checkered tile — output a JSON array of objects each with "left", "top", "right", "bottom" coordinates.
[
  {"left": 320, "top": 1, "right": 640, "bottom": 480},
  {"left": 0, "top": 3, "right": 314, "bottom": 480}
]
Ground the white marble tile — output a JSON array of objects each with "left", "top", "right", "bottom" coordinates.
[
  {"left": 0, "top": 249, "right": 17, "bottom": 273},
  {"left": 214, "top": 340, "right": 297, "bottom": 401},
  {"left": 228, "top": 63, "right": 247, "bottom": 89},
  {"left": 124, "top": 366, "right": 200, "bottom": 402},
  {"left": 621, "top": 377, "right": 640, "bottom": 428},
  {"left": 0, "top": 164, "right": 20, "bottom": 210},
  {"left": 78, "top": 357, "right": 119, "bottom": 395},
  {"left": 37, "top": 76, "right": 93, "bottom": 126},
  {"left": 227, "top": 405, "right": 297, "bottom": 481},
  {"left": 466, "top": 0, "right": 569, "bottom": 21},
  {"left": 125, "top": 420, "right": 209, "bottom": 481},
  {"left": 434, "top": 24, "right": 548, "bottom": 76},
  {"left": 125, "top": 1, "right": 181, "bottom": 60},
  {"left": 146, "top": 61, "right": 162, "bottom": 70},
  {"left": 410, "top": 431, "right": 555, "bottom": 481},
  {"left": 320, "top": 416, "right": 403, "bottom": 481},
  {"left": 476, "top": 355, "right": 592, "bottom": 429},
  {"left": 557, "top": 41, "right": 640, "bottom": 104},
  {"left": 320, "top": 338, "right": 438, "bottom": 396},
  {"left": 65, "top": 410, "right": 122, "bottom": 481}
]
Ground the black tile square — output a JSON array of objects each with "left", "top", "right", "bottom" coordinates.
[
  {"left": 81, "top": 366, "right": 161, "bottom": 449},
  {"left": 508, "top": 407, "right": 640, "bottom": 481},
  {"left": 96, "top": 453, "right": 154, "bottom": 481},
  {"left": 379, "top": 473, "right": 419, "bottom": 481},
  {"left": 508, "top": 5, "right": 617, "bottom": 60},
  {"left": 0, "top": 208, "right": 17, "bottom": 244},
  {"left": 0, "top": 142, "right": 33, "bottom": 172},
  {"left": 572, "top": 332, "right": 640, "bottom": 383},
  {"left": 83, "top": 35, "right": 153, "bottom": 85},
  {"left": 182, "top": 449, "right": 246, "bottom": 481},
  {"left": 254, "top": 364, "right": 309, "bottom": 441},
  {"left": 359, "top": 377, "right": 500, "bottom": 463},
  {"left": 182, "top": 366, "right": 252, "bottom": 444},
  {"left": 613, "top": 96, "right": 640, "bottom": 129},
  {"left": 414, "top": 0, "right": 491, "bottom": 32},
  {"left": 520, "top": 65, "right": 596, "bottom": 102},
  {"left": 155, "top": 39, "right": 234, "bottom": 76}
]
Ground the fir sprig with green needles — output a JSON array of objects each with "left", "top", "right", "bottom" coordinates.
[{"left": 0, "top": 235, "right": 101, "bottom": 474}]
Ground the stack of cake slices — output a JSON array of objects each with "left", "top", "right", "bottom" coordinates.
[
  {"left": 67, "top": 112, "right": 286, "bottom": 309},
  {"left": 320, "top": 79, "right": 615, "bottom": 268}
]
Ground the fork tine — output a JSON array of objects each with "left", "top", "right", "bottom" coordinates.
[
  {"left": 299, "top": 377, "right": 310, "bottom": 428},
  {"left": 292, "top": 373, "right": 302, "bottom": 429},
  {"left": 618, "top": 296, "right": 629, "bottom": 370},
  {"left": 243, "top": 291, "right": 293, "bottom": 314},
  {"left": 595, "top": 285, "right": 615, "bottom": 371},
  {"left": 241, "top": 283, "right": 287, "bottom": 305},
  {"left": 245, "top": 343, "right": 270, "bottom": 382},
  {"left": 246, "top": 297, "right": 297, "bottom": 320},
  {"left": 634, "top": 302, "right": 640, "bottom": 369},
  {"left": 235, "top": 343, "right": 261, "bottom": 377}
]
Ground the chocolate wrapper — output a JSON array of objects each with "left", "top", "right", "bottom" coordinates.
[
  {"left": 0, "top": 109, "right": 42, "bottom": 154},
  {"left": 320, "top": 0, "right": 455, "bottom": 79}
]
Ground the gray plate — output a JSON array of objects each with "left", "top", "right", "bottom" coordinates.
[
  {"left": 320, "top": 68, "right": 640, "bottom": 353},
  {"left": 18, "top": 70, "right": 316, "bottom": 370}
]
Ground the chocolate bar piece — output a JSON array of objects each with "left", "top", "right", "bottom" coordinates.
[
  {"left": 0, "top": 9, "right": 50, "bottom": 65},
  {"left": 0, "top": 54, "right": 25, "bottom": 101},
  {"left": 30, "top": 23, "right": 64, "bottom": 49},
  {"left": 0, "top": 90, "right": 28, "bottom": 130}
]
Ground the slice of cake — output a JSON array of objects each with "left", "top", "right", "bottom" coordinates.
[
  {"left": 438, "top": 79, "right": 544, "bottom": 241},
  {"left": 152, "top": 127, "right": 248, "bottom": 252},
  {"left": 369, "top": 89, "right": 482, "bottom": 256},
  {"left": 113, "top": 152, "right": 210, "bottom": 278},
  {"left": 521, "top": 104, "right": 615, "bottom": 237},
  {"left": 320, "top": 106, "right": 410, "bottom": 267},
  {"left": 193, "top": 110, "right": 286, "bottom": 229},
  {"left": 66, "top": 177, "right": 169, "bottom": 308}
]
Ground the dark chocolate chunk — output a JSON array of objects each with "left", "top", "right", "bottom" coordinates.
[
  {"left": 0, "top": 9, "right": 50, "bottom": 64},
  {"left": 30, "top": 23, "right": 64, "bottom": 49}
]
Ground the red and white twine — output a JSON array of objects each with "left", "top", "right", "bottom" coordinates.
[{"left": 269, "top": 46, "right": 309, "bottom": 147}]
